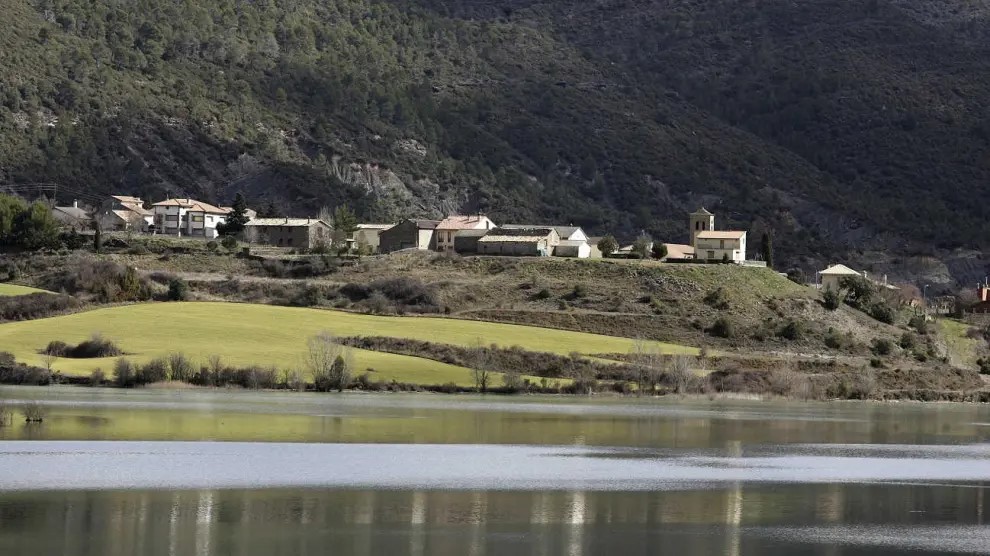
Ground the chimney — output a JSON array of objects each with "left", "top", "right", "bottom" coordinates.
[
  {"left": 284, "top": 217, "right": 289, "bottom": 224},
  {"left": 72, "top": 200, "right": 78, "bottom": 209}
]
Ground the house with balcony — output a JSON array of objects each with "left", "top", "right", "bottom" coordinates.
[{"left": 152, "top": 198, "right": 231, "bottom": 238}]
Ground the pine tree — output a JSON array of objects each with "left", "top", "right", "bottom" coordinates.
[
  {"left": 222, "top": 192, "right": 250, "bottom": 236},
  {"left": 761, "top": 231, "right": 774, "bottom": 269}
]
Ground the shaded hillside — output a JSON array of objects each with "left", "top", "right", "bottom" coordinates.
[{"left": 1, "top": 0, "right": 989, "bottom": 265}]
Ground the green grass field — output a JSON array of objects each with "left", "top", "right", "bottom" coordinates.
[
  {"left": 938, "top": 318, "right": 981, "bottom": 369},
  {"left": 0, "top": 284, "right": 50, "bottom": 296},
  {"left": 0, "top": 302, "right": 694, "bottom": 384}
]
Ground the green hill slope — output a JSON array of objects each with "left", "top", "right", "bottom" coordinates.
[{"left": 2, "top": 0, "right": 989, "bottom": 264}]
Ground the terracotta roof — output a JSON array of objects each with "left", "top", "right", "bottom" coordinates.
[
  {"left": 820, "top": 264, "right": 861, "bottom": 276},
  {"left": 357, "top": 223, "right": 394, "bottom": 230},
  {"left": 246, "top": 218, "right": 328, "bottom": 227},
  {"left": 696, "top": 230, "right": 746, "bottom": 240},
  {"left": 436, "top": 215, "right": 493, "bottom": 230},
  {"left": 663, "top": 243, "right": 695, "bottom": 259},
  {"left": 153, "top": 198, "right": 230, "bottom": 214},
  {"left": 112, "top": 195, "right": 144, "bottom": 205},
  {"left": 111, "top": 209, "right": 141, "bottom": 222},
  {"left": 119, "top": 203, "right": 151, "bottom": 216}
]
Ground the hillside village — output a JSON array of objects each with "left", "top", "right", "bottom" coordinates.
[{"left": 52, "top": 193, "right": 767, "bottom": 264}]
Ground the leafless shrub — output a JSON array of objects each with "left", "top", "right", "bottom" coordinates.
[
  {"left": 0, "top": 402, "right": 11, "bottom": 427},
  {"left": 22, "top": 402, "right": 46, "bottom": 422},
  {"left": 307, "top": 332, "right": 352, "bottom": 391}
]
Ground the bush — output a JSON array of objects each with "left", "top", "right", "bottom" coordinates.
[
  {"left": 704, "top": 287, "right": 730, "bottom": 310},
  {"left": 908, "top": 315, "right": 929, "bottom": 334},
  {"left": 707, "top": 317, "right": 734, "bottom": 338},
  {"left": 167, "top": 278, "right": 189, "bottom": 301},
  {"left": 90, "top": 369, "right": 105, "bottom": 386},
  {"left": 570, "top": 284, "right": 588, "bottom": 299},
  {"left": 824, "top": 328, "right": 845, "bottom": 349},
  {"left": 869, "top": 303, "right": 895, "bottom": 324},
  {"left": 978, "top": 358, "right": 990, "bottom": 375},
  {"left": 167, "top": 353, "right": 195, "bottom": 382},
  {"left": 0, "top": 293, "right": 82, "bottom": 321},
  {"left": 0, "top": 352, "right": 51, "bottom": 385},
  {"left": 44, "top": 258, "right": 152, "bottom": 302},
  {"left": 221, "top": 236, "right": 239, "bottom": 251},
  {"left": 822, "top": 288, "right": 842, "bottom": 311},
  {"left": 899, "top": 332, "right": 916, "bottom": 350},
  {"left": 49, "top": 333, "right": 122, "bottom": 358},
  {"left": 113, "top": 358, "right": 137, "bottom": 387},
  {"left": 871, "top": 338, "right": 893, "bottom": 356},
  {"left": 778, "top": 320, "right": 803, "bottom": 341},
  {"left": 206, "top": 241, "right": 219, "bottom": 252},
  {"left": 137, "top": 357, "right": 169, "bottom": 384},
  {"left": 533, "top": 288, "right": 551, "bottom": 300}
]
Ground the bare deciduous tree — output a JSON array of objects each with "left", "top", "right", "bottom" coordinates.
[
  {"left": 631, "top": 339, "right": 664, "bottom": 395},
  {"left": 470, "top": 339, "right": 492, "bottom": 393},
  {"left": 306, "top": 332, "right": 352, "bottom": 391}
]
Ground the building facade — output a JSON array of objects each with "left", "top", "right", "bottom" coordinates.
[
  {"left": 152, "top": 198, "right": 231, "bottom": 238},
  {"left": 353, "top": 224, "right": 393, "bottom": 253},
  {"left": 477, "top": 228, "right": 560, "bottom": 256},
  {"left": 695, "top": 231, "right": 747, "bottom": 263},
  {"left": 379, "top": 219, "right": 440, "bottom": 253},
  {"left": 434, "top": 215, "right": 496, "bottom": 253},
  {"left": 244, "top": 218, "right": 331, "bottom": 250}
]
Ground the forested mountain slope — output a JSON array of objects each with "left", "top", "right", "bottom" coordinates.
[{"left": 1, "top": 0, "right": 989, "bottom": 268}]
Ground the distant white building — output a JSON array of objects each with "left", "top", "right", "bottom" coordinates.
[
  {"left": 818, "top": 264, "right": 863, "bottom": 292},
  {"left": 152, "top": 198, "right": 231, "bottom": 238}
]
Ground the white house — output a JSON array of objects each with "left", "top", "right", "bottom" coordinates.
[
  {"left": 818, "top": 264, "right": 863, "bottom": 292},
  {"left": 689, "top": 208, "right": 747, "bottom": 263},
  {"left": 152, "top": 198, "right": 231, "bottom": 238},
  {"left": 695, "top": 231, "right": 747, "bottom": 263}
]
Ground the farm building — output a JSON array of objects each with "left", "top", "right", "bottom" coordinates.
[
  {"left": 477, "top": 227, "right": 560, "bottom": 256},
  {"left": 379, "top": 219, "right": 440, "bottom": 253},
  {"left": 453, "top": 229, "right": 489, "bottom": 255},
  {"left": 554, "top": 240, "right": 591, "bottom": 258},
  {"left": 434, "top": 215, "right": 496, "bottom": 253},
  {"left": 503, "top": 224, "right": 588, "bottom": 242},
  {"left": 689, "top": 208, "right": 748, "bottom": 263},
  {"left": 353, "top": 223, "right": 393, "bottom": 253},
  {"left": 244, "top": 218, "right": 332, "bottom": 250}
]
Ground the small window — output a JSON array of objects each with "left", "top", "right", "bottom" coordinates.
[
  {"left": 707, "top": 250, "right": 715, "bottom": 259},
  {"left": 192, "top": 215, "right": 204, "bottom": 223},
  {"left": 287, "top": 237, "right": 293, "bottom": 246}
]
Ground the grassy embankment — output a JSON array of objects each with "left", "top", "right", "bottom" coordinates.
[
  {"left": 938, "top": 318, "right": 983, "bottom": 370},
  {"left": 0, "top": 302, "right": 693, "bottom": 386},
  {"left": 0, "top": 284, "right": 50, "bottom": 296}
]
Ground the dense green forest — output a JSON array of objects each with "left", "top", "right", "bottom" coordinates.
[{"left": 1, "top": 0, "right": 989, "bottom": 262}]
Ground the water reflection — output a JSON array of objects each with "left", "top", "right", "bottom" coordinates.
[{"left": 2, "top": 485, "right": 989, "bottom": 556}]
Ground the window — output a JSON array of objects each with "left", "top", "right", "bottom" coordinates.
[
  {"left": 192, "top": 215, "right": 204, "bottom": 223},
  {"left": 165, "top": 215, "right": 179, "bottom": 222},
  {"left": 287, "top": 237, "right": 294, "bottom": 246},
  {"left": 707, "top": 250, "right": 715, "bottom": 259}
]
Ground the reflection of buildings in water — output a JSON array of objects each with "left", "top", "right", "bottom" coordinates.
[
  {"left": 724, "top": 440, "right": 743, "bottom": 556},
  {"left": 468, "top": 492, "right": 487, "bottom": 556},
  {"left": 195, "top": 490, "right": 215, "bottom": 556},
  {"left": 566, "top": 491, "right": 587, "bottom": 556},
  {"left": 409, "top": 491, "right": 427, "bottom": 556},
  {"left": 815, "top": 484, "right": 843, "bottom": 523}
]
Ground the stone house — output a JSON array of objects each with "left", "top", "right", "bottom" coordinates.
[
  {"left": 244, "top": 218, "right": 331, "bottom": 250},
  {"left": 477, "top": 227, "right": 560, "bottom": 256},
  {"left": 553, "top": 240, "right": 591, "bottom": 258},
  {"left": 379, "top": 219, "right": 440, "bottom": 253},
  {"left": 453, "top": 229, "right": 490, "bottom": 255}
]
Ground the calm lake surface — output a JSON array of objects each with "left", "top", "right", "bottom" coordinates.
[{"left": 2, "top": 387, "right": 990, "bottom": 555}]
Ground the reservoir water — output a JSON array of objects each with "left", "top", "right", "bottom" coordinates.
[{"left": 1, "top": 386, "right": 990, "bottom": 554}]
